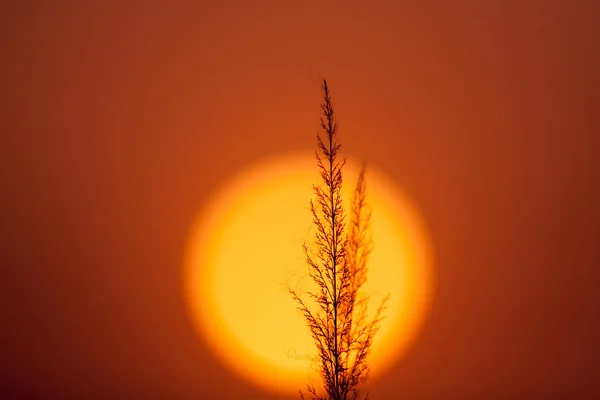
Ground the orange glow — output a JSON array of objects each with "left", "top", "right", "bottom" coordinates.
[{"left": 184, "top": 152, "right": 435, "bottom": 395}]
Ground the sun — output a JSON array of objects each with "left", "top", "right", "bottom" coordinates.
[{"left": 184, "top": 152, "right": 435, "bottom": 395}]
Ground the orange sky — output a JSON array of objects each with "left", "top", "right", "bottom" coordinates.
[{"left": 1, "top": 1, "right": 599, "bottom": 398}]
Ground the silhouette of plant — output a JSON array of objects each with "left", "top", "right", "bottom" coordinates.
[{"left": 289, "top": 79, "right": 388, "bottom": 400}]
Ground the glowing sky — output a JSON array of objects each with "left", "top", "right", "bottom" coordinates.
[{"left": 1, "top": 1, "right": 599, "bottom": 399}]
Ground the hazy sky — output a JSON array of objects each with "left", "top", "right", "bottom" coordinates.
[{"left": 1, "top": 1, "right": 599, "bottom": 398}]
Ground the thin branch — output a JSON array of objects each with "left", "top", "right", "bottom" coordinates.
[{"left": 289, "top": 79, "right": 388, "bottom": 400}]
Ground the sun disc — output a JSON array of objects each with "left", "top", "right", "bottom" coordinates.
[{"left": 184, "top": 152, "right": 435, "bottom": 395}]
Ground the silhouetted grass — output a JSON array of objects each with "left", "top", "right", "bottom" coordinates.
[{"left": 289, "top": 79, "right": 388, "bottom": 400}]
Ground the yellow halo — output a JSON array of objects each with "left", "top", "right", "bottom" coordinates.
[{"left": 184, "top": 152, "right": 435, "bottom": 395}]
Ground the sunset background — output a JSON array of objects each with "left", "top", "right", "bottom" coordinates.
[{"left": 1, "top": 1, "right": 599, "bottom": 399}]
